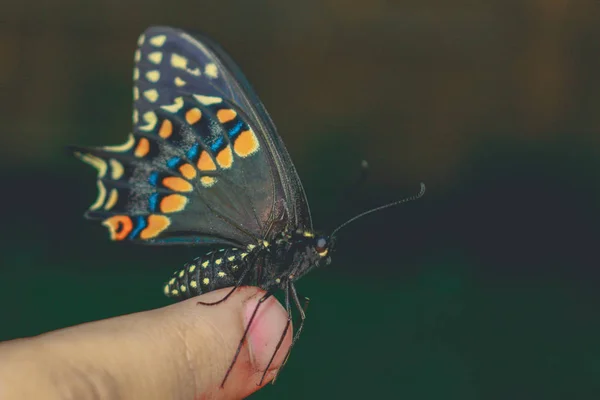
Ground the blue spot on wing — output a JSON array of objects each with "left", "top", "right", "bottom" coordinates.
[
  {"left": 229, "top": 121, "right": 244, "bottom": 138},
  {"left": 149, "top": 193, "right": 159, "bottom": 211},
  {"left": 149, "top": 172, "right": 159, "bottom": 186},
  {"left": 129, "top": 216, "right": 147, "bottom": 239},
  {"left": 186, "top": 143, "right": 199, "bottom": 159},
  {"left": 210, "top": 136, "right": 224, "bottom": 152},
  {"left": 167, "top": 157, "right": 180, "bottom": 169}
]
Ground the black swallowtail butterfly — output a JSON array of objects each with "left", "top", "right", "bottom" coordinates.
[{"left": 72, "top": 26, "right": 425, "bottom": 386}]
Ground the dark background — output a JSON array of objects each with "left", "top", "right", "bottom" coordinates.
[{"left": 1, "top": 1, "right": 600, "bottom": 399}]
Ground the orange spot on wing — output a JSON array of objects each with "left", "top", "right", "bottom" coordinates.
[
  {"left": 233, "top": 130, "right": 259, "bottom": 157},
  {"left": 179, "top": 163, "right": 196, "bottom": 179},
  {"left": 102, "top": 216, "right": 133, "bottom": 241},
  {"left": 134, "top": 137, "right": 150, "bottom": 157},
  {"left": 158, "top": 119, "right": 173, "bottom": 139},
  {"left": 140, "top": 215, "right": 171, "bottom": 239},
  {"left": 216, "top": 146, "right": 233, "bottom": 168},
  {"left": 185, "top": 108, "right": 202, "bottom": 125},
  {"left": 197, "top": 151, "right": 216, "bottom": 171},
  {"left": 160, "top": 194, "right": 188, "bottom": 213},
  {"left": 162, "top": 177, "right": 193, "bottom": 192},
  {"left": 200, "top": 176, "right": 216, "bottom": 187},
  {"left": 217, "top": 109, "right": 237, "bottom": 123}
]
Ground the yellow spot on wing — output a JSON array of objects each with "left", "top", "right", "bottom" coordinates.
[
  {"left": 163, "top": 285, "right": 169, "bottom": 295},
  {"left": 217, "top": 109, "right": 237, "bottom": 123},
  {"left": 133, "top": 86, "right": 139, "bottom": 100},
  {"left": 149, "top": 35, "right": 167, "bottom": 47},
  {"left": 171, "top": 289, "right": 179, "bottom": 296},
  {"left": 104, "top": 134, "right": 135, "bottom": 152},
  {"left": 161, "top": 97, "right": 184, "bottom": 113},
  {"left": 205, "top": 63, "right": 218, "bottom": 78},
  {"left": 185, "top": 108, "right": 202, "bottom": 125},
  {"left": 215, "top": 258, "right": 222, "bottom": 265},
  {"left": 158, "top": 119, "right": 173, "bottom": 139},
  {"left": 169, "top": 278, "right": 175, "bottom": 285},
  {"left": 89, "top": 180, "right": 107, "bottom": 210},
  {"left": 133, "top": 68, "right": 139, "bottom": 80},
  {"left": 109, "top": 159, "right": 124, "bottom": 180},
  {"left": 104, "top": 188, "right": 118, "bottom": 210},
  {"left": 160, "top": 194, "right": 188, "bottom": 213},
  {"left": 216, "top": 146, "right": 233, "bottom": 169},
  {"left": 162, "top": 177, "right": 193, "bottom": 192},
  {"left": 218, "top": 271, "right": 226, "bottom": 277},
  {"left": 179, "top": 163, "right": 196, "bottom": 180},
  {"left": 171, "top": 53, "right": 188, "bottom": 70},
  {"left": 139, "top": 111, "right": 157, "bottom": 131},
  {"left": 200, "top": 177, "right": 216, "bottom": 187},
  {"left": 134, "top": 49, "right": 141, "bottom": 62},
  {"left": 146, "top": 70, "right": 160, "bottom": 82},
  {"left": 148, "top": 52, "right": 163, "bottom": 64},
  {"left": 203, "top": 278, "right": 210, "bottom": 285},
  {"left": 77, "top": 153, "right": 107, "bottom": 178},
  {"left": 143, "top": 89, "right": 159, "bottom": 102},
  {"left": 178, "top": 270, "right": 185, "bottom": 278},
  {"left": 134, "top": 137, "right": 150, "bottom": 157},
  {"left": 132, "top": 109, "right": 139, "bottom": 124},
  {"left": 188, "top": 67, "right": 201, "bottom": 76},
  {"left": 233, "top": 130, "right": 259, "bottom": 157},
  {"left": 194, "top": 94, "right": 222, "bottom": 105},
  {"left": 197, "top": 151, "right": 216, "bottom": 171},
  {"left": 102, "top": 215, "right": 133, "bottom": 241},
  {"left": 174, "top": 77, "right": 186, "bottom": 87},
  {"left": 190, "top": 281, "right": 197, "bottom": 288},
  {"left": 202, "top": 260, "right": 209, "bottom": 268},
  {"left": 227, "top": 256, "right": 235, "bottom": 261},
  {"left": 189, "top": 264, "right": 196, "bottom": 273},
  {"left": 137, "top": 34, "right": 145, "bottom": 46},
  {"left": 140, "top": 215, "right": 171, "bottom": 239},
  {"left": 180, "top": 285, "right": 187, "bottom": 292}
]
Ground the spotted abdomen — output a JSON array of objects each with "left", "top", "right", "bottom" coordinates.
[{"left": 163, "top": 247, "right": 251, "bottom": 300}]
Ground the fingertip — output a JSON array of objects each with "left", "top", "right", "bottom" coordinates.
[
  {"left": 243, "top": 292, "right": 292, "bottom": 378},
  {"left": 168, "top": 287, "right": 292, "bottom": 398}
]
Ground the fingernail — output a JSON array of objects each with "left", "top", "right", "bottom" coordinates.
[{"left": 243, "top": 294, "right": 290, "bottom": 371}]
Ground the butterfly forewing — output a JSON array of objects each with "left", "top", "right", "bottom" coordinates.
[{"left": 74, "top": 26, "right": 312, "bottom": 245}]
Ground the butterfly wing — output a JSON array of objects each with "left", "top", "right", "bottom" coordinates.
[{"left": 73, "top": 26, "right": 311, "bottom": 246}]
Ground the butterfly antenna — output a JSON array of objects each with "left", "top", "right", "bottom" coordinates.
[{"left": 331, "top": 182, "right": 426, "bottom": 237}]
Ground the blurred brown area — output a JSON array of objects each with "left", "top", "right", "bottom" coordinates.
[{"left": 2, "top": 0, "right": 599, "bottom": 189}]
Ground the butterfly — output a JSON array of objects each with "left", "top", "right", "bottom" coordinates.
[{"left": 72, "top": 26, "right": 425, "bottom": 386}]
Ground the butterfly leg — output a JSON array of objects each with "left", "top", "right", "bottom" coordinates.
[
  {"left": 258, "top": 280, "right": 293, "bottom": 385},
  {"left": 269, "top": 282, "right": 309, "bottom": 384},
  {"left": 220, "top": 290, "right": 274, "bottom": 388}
]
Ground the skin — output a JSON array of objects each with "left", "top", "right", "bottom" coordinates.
[{"left": 0, "top": 287, "right": 292, "bottom": 400}]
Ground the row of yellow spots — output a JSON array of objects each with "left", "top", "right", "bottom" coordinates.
[
  {"left": 137, "top": 33, "right": 167, "bottom": 48},
  {"left": 103, "top": 214, "right": 171, "bottom": 241},
  {"left": 76, "top": 152, "right": 126, "bottom": 212}
]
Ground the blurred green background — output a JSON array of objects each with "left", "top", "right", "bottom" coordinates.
[{"left": 1, "top": 1, "right": 600, "bottom": 399}]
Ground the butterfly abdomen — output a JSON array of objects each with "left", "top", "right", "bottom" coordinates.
[{"left": 163, "top": 247, "right": 251, "bottom": 300}]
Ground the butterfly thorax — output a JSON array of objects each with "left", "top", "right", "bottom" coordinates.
[{"left": 260, "top": 229, "right": 331, "bottom": 286}]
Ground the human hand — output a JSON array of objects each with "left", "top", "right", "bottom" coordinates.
[{"left": 0, "top": 287, "right": 291, "bottom": 399}]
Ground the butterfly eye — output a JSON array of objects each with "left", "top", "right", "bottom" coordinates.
[{"left": 315, "top": 237, "right": 327, "bottom": 252}]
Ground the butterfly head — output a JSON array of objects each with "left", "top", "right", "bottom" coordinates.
[{"left": 314, "top": 235, "right": 333, "bottom": 266}]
